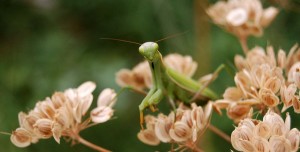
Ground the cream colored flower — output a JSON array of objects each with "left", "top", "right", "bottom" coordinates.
[
  {"left": 90, "top": 106, "right": 113, "bottom": 123},
  {"left": 254, "top": 122, "right": 271, "bottom": 139},
  {"left": 286, "top": 128, "right": 300, "bottom": 151},
  {"left": 164, "top": 53, "right": 197, "bottom": 77},
  {"left": 137, "top": 129, "right": 160, "bottom": 146},
  {"left": 11, "top": 82, "right": 116, "bottom": 150},
  {"left": 227, "top": 103, "right": 252, "bottom": 123},
  {"left": 169, "top": 121, "right": 192, "bottom": 142},
  {"left": 281, "top": 84, "right": 297, "bottom": 112},
  {"left": 51, "top": 122, "right": 62, "bottom": 144},
  {"left": 231, "top": 122, "right": 254, "bottom": 151},
  {"left": 223, "top": 87, "right": 243, "bottom": 101},
  {"left": 258, "top": 88, "right": 279, "bottom": 107},
  {"left": 269, "top": 136, "right": 292, "bottom": 152},
  {"left": 10, "top": 128, "right": 32, "bottom": 148},
  {"left": 226, "top": 8, "right": 248, "bottom": 26},
  {"left": 33, "top": 119, "right": 53, "bottom": 139},
  {"left": 115, "top": 61, "right": 152, "bottom": 90},
  {"left": 207, "top": 0, "right": 279, "bottom": 37},
  {"left": 231, "top": 110, "right": 300, "bottom": 152},
  {"left": 154, "top": 113, "right": 173, "bottom": 143},
  {"left": 252, "top": 136, "right": 270, "bottom": 152},
  {"left": 138, "top": 102, "right": 212, "bottom": 150},
  {"left": 137, "top": 115, "right": 160, "bottom": 146},
  {"left": 215, "top": 44, "right": 300, "bottom": 121},
  {"left": 90, "top": 88, "right": 117, "bottom": 123},
  {"left": 97, "top": 88, "right": 117, "bottom": 107}
]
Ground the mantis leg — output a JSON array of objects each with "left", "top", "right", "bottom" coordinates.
[
  {"left": 139, "top": 88, "right": 156, "bottom": 129},
  {"left": 166, "top": 68, "right": 218, "bottom": 100},
  {"left": 148, "top": 89, "right": 164, "bottom": 106},
  {"left": 190, "top": 64, "right": 225, "bottom": 102}
]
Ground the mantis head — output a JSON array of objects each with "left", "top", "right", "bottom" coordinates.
[{"left": 139, "top": 42, "right": 159, "bottom": 62}]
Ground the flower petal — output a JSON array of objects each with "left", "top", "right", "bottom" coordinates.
[{"left": 90, "top": 106, "right": 113, "bottom": 123}]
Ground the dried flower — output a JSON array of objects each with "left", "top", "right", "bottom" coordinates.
[
  {"left": 215, "top": 44, "right": 300, "bottom": 122},
  {"left": 231, "top": 110, "right": 300, "bottom": 152},
  {"left": 90, "top": 106, "right": 114, "bottom": 123},
  {"left": 137, "top": 115, "right": 160, "bottom": 146},
  {"left": 207, "top": 0, "right": 279, "bottom": 38},
  {"left": 138, "top": 129, "right": 160, "bottom": 146},
  {"left": 10, "top": 128, "right": 32, "bottom": 148},
  {"left": 97, "top": 88, "right": 117, "bottom": 107},
  {"left": 10, "top": 81, "right": 116, "bottom": 152},
  {"left": 116, "top": 61, "right": 152, "bottom": 91},
  {"left": 164, "top": 53, "right": 197, "bottom": 77},
  {"left": 90, "top": 88, "right": 117, "bottom": 123},
  {"left": 137, "top": 102, "right": 212, "bottom": 151}
]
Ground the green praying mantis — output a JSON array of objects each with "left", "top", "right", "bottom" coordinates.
[{"left": 102, "top": 37, "right": 224, "bottom": 127}]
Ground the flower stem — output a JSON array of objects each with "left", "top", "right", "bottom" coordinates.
[
  {"left": 185, "top": 142, "right": 203, "bottom": 152},
  {"left": 0, "top": 131, "right": 11, "bottom": 136},
  {"left": 76, "top": 135, "right": 111, "bottom": 152},
  {"left": 208, "top": 124, "right": 231, "bottom": 143},
  {"left": 239, "top": 36, "right": 249, "bottom": 55}
]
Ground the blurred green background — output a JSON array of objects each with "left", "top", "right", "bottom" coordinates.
[{"left": 0, "top": 0, "right": 299, "bottom": 151}]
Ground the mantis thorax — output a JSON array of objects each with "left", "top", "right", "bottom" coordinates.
[{"left": 139, "top": 42, "right": 159, "bottom": 62}]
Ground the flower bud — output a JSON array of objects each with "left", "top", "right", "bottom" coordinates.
[
  {"left": 252, "top": 136, "right": 270, "bottom": 152},
  {"left": 286, "top": 128, "right": 300, "bottom": 152},
  {"left": 33, "top": 119, "right": 53, "bottom": 139},
  {"left": 254, "top": 122, "right": 271, "bottom": 139},
  {"left": 11, "top": 128, "right": 32, "bottom": 148},
  {"left": 137, "top": 129, "right": 160, "bottom": 146},
  {"left": 269, "top": 136, "right": 292, "bottom": 152},
  {"left": 259, "top": 88, "right": 279, "bottom": 107},
  {"left": 154, "top": 115, "right": 172, "bottom": 143},
  {"left": 169, "top": 121, "right": 192, "bottom": 142},
  {"left": 263, "top": 77, "right": 281, "bottom": 93},
  {"left": 223, "top": 87, "right": 243, "bottom": 101}
]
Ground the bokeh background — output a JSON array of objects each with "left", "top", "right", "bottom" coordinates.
[{"left": 1, "top": 0, "right": 300, "bottom": 151}]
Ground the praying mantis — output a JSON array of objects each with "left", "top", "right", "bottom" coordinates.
[
  {"left": 102, "top": 37, "right": 224, "bottom": 126},
  {"left": 137, "top": 42, "right": 223, "bottom": 123}
]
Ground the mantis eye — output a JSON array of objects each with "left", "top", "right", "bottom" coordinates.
[
  {"left": 138, "top": 46, "right": 144, "bottom": 54},
  {"left": 152, "top": 43, "right": 159, "bottom": 51}
]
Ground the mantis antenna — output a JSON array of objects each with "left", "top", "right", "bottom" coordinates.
[
  {"left": 155, "top": 31, "right": 189, "bottom": 43},
  {"left": 100, "top": 38, "right": 141, "bottom": 45},
  {"left": 101, "top": 31, "right": 188, "bottom": 45}
]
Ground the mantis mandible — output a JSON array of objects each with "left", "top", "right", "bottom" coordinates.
[{"left": 102, "top": 37, "right": 224, "bottom": 127}]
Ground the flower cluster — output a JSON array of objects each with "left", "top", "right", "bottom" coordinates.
[
  {"left": 137, "top": 102, "right": 212, "bottom": 150},
  {"left": 231, "top": 110, "right": 300, "bottom": 152},
  {"left": 10, "top": 81, "right": 117, "bottom": 148},
  {"left": 214, "top": 45, "right": 300, "bottom": 122},
  {"left": 116, "top": 53, "right": 198, "bottom": 91},
  {"left": 207, "top": 0, "right": 279, "bottom": 38}
]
